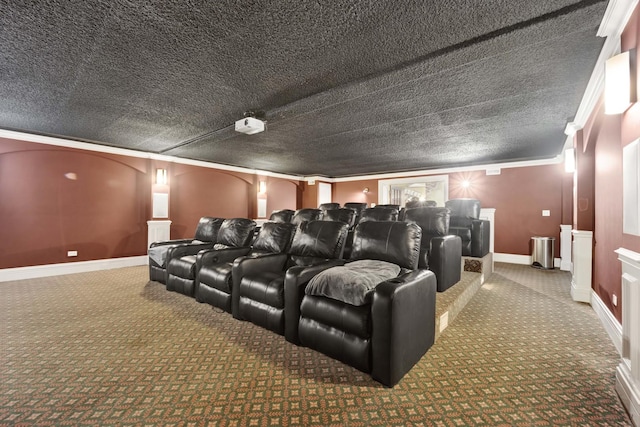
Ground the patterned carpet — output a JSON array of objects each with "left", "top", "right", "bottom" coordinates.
[{"left": 0, "top": 263, "right": 630, "bottom": 426}]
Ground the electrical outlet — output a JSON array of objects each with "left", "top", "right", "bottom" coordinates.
[
  {"left": 439, "top": 311, "right": 449, "bottom": 332},
  {"left": 612, "top": 294, "right": 618, "bottom": 306},
  {"left": 542, "top": 210, "right": 550, "bottom": 217},
  {"left": 67, "top": 250, "right": 78, "bottom": 257}
]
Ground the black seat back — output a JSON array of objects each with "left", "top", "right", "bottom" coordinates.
[
  {"left": 193, "top": 217, "right": 225, "bottom": 242},
  {"left": 214, "top": 218, "right": 257, "bottom": 249},
  {"left": 359, "top": 207, "right": 398, "bottom": 222},
  {"left": 351, "top": 221, "right": 422, "bottom": 270},
  {"left": 288, "top": 220, "right": 348, "bottom": 267},
  {"left": 445, "top": 199, "right": 481, "bottom": 228},
  {"left": 269, "top": 209, "right": 295, "bottom": 223},
  {"left": 323, "top": 208, "right": 357, "bottom": 228},
  {"left": 250, "top": 222, "right": 296, "bottom": 255},
  {"left": 291, "top": 208, "right": 322, "bottom": 226}
]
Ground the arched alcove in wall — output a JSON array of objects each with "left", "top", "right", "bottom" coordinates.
[
  {"left": 0, "top": 149, "right": 148, "bottom": 268},
  {"left": 169, "top": 168, "right": 252, "bottom": 238}
]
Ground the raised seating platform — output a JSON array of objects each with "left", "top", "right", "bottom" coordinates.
[{"left": 435, "top": 252, "right": 493, "bottom": 340}]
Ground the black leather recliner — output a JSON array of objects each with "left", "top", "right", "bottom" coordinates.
[
  {"left": 166, "top": 218, "right": 256, "bottom": 297},
  {"left": 322, "top": 208, "right": 357, "bottom": 229},
  {"left": 148, "top": 217, "right": 224, "bottom": 284},
  {"left": 343, "top": 202, "right": 368, "bottom": 224},
  {"left": 195, "top": 222, "right": 296, "bottom": 312},
  {"left": 269, "top": 209, "right": 295, "bottom": 223},
  {"left": 404, "top": 207, "right": 462, "bottom": 292},
  {"left": 291, "top": 208, "right": 323, "bottom": 226},
  {"left": 318, "top": 202, "right": 340, "bottom": 213},
  {"left": 400, "top": 200, "right": 437, "bottom": 221},
  {"left": 294, "top": 221, "right": 437, "bottom": 387},
  {"left": 444, "top": 199, "right": 490, "bottom": 258},
  {"left": 323, "top": 208, "right": 357, "bottom": 259},
  {"left": 232, "top": 220, "right": 349, "bottom": 335}
]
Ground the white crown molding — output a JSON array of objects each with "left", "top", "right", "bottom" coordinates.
[
  {"left": 562, "top": 0, "right": 637, "bottom": 152},
  {"left": 0, "top": 129, "right": 304, "bottom": 181},
  {"left": 598, "top": 0, "right": 640, "bottom": 38},
  {"left": 0, "top": 256, "right": 147, "bottom": 282},
  {"left": 321, "top": 156, "right": 564, "bottom": 183}
]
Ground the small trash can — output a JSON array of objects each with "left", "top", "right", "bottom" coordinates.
[{"left": 531, "top": 236, "right": 555, "bottom": 269}]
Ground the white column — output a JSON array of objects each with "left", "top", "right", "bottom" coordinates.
[
  {"left": 147, "top": 220, "right": 172, "bottom": 249},
  {"left": 571, "top": 230, "right": 592, "bottom": 303},
  {"left": 615, "top": 248, "right": 640, "bottom": 426},
  {"left": 560, "top": 225, "right": 572, "bottom": 271},
  {"left": 479, "top": 208, "right": 496, "bottom": 253}
]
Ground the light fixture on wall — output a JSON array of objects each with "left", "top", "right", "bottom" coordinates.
[
  {"left": 258, "top": 180, "right": 267, "bottom": 194},
  {"left": 605, "top": 50, "right": 636, "bottom": 115},
  {"left": 155, "top": 168, "right": 168, "bottom": 185},
  {"left": 363, "top": 187, "right": 369, "bottom": 194},
  {"left": 565, "top": 148, "right": 576, "bottom": 173}
]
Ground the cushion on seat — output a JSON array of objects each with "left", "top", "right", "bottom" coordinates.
[
  {"left": 305, "top": 259, "right": 401, "bottom": 305},
  {"left": 148, "top": 240, "right": 205, "bottom": 267}
]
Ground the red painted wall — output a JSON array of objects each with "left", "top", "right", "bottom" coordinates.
[
  {"left": 0, "top": 138, "right": 301, "bottom": 269},
  {"left": 266, "top": 178, "right": 299, "bottom": 214},
  {"left": 168, "top": 164, "right": 254, "bottom": 238},
  {"left": 585, "top": 4, "right": 640, "bottom": 322},
  {"left": 332, "top": 164, "right": 566, "bottom": 256},
  {"left": 0, "top": 139, "right": 150, "bottom": 268},
  {"left": 333, "top": 179, "right": 378, "bottom": 208}
]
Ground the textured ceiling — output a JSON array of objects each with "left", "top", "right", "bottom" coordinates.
[{"left": 0, "top": 0, "right": 607, "bottom": 177}]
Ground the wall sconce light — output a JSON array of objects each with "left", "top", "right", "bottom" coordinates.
[
  {"left": 605, "top": 50, "right": 636, "bottom": 115},
  {"left": 564, "top": 148, "right": 576, "bottom": 173},
  {"left": 155, "top": 168, "right": 168, "bottom": 185},
  {"left": 461, "top": 180, "right": 470, "bottom": 189},
  {"left": 363, "top": 187, "right": 369, "bottom": 194},
  {"left": 258, "top": 180, "right": 267, "bottom": 194}
]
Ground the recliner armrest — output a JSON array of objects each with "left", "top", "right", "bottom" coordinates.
[
  {"left": 166, "top": 242, "right": 214, "bottom": 262},
  {"left": 197, "top": 246, "right": 251, "bottom": 268},
  {"left": 231, "top": 253, "right": 289, "bottom": 318},
  {"left": 470, "top": 219, "right": 490, "bottom": 258},
  {"left": 284, "top": 259, "right": 346, "bottom": 344},
  {"left": 149, "top": 239, "right": 193, "bottom": 249},
  {"left": 371, "top": 269, "right": 436, "bottom": 387},
  {"left": 428, "top": 235, "right": 462, "bottom": 292}
]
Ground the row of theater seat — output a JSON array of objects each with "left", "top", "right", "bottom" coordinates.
[{"left": 147, "top": 199, "right": 489, "bottom": 386}]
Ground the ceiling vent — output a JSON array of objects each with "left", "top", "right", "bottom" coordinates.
[{"left": 235, "top": 117, "right": 265, "bottom": 135}]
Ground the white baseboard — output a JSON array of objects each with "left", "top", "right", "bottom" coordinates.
[
  {"left": 494, "top": 253, "right": 531, "bottom": 264},
  {"left": 616, "top": 363, "right": 640, "bottom": 427},
  {"left": 0, "top": 256, "right": 148, "bottom": 282},
  {"left": 591, "top": 290, "right": 622, "bottom": 355},
  {"left": 494, "top": 253, "right": 561, "bottom": 268}
]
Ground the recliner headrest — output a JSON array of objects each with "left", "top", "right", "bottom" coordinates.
[
  {"left": 291, "top": 208, "right": 323, "bottom": 226},
  {"left": 289, "top": 220, "right": 348, "bottom": 260},
  {"left": 252, "top": 222, "right": 296, "bottom": 254},
  {"left": 359, "top": 207, "right": 398, "bottom": 222},
  {"left": 445, "top": 199, "right": 481, "bottom": 219},
  {"left": 323, "top": 208, "right": 356, "bottom": 228},
  {"left": 318, "top": 202, "right": 340, "bottom": 212},
  {"left": 343, "top": 202, "right": 368, "bottom": 214},
  {"left": 269, "top": 209, "right": 295, "bottom": 223},
  {"left": 216, "top": 218, "right": 256, "bottom": 248},
  {"left": 351, "top": 221, "right": 422, "bottom": 270},
  {"left": 404, "top": 207, "right": 450, "bottom": 236},
  {"left": 194, "top": 217, "right": 225, "bottom": 242}
]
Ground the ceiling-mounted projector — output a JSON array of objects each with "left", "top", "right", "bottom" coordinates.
[{"left": 235, "top": 117, "right": 265, "bottom": 135}]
